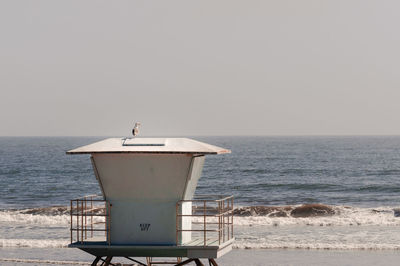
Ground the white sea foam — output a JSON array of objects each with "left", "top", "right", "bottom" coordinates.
[
  {"left": 0, "top": 239, "right": 68, "bottom": 248},
  {"left": 0, "top": 209, "right": 104, "bottom": 226},
  {"left": 0, "top": 211, "right": 69, "bottom": 226},
  {"left": 194, "top": 205, "right": 400, "bottom": 250},
  {"left": 2, "top": 206, "right": 400, "bottom": 251},
  {"left": 231, "top": 206, "right": 400, "bottom": 227},
  {"left": 1, "top": 206, "right": 399, "bottom": 230},
  {"left": 2, "top": 205, "right": 398, "bottom": 227}
]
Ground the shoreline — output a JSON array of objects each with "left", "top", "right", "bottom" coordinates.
[{"left": 2, "top": 248, "right": 400, "bottom": 266}]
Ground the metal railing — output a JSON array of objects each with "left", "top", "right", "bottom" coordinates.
[
  {"left": 176, "top": 195, "right": 234, "bottom": 246},
  {"left": 70, "top": 195, "right": 111, "bottom": 244}
]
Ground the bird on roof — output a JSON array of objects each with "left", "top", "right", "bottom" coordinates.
[{"left": 132, "top": 122, "right": 141, "bottom": 137}]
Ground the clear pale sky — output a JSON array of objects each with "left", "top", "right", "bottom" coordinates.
[{"left": 1, "top": 1, "right": 399, "bottom": 136}]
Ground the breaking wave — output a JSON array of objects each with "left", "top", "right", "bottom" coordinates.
[
  {"left": 233, "top": 204, "right": 336, "bottom": 217},
  {"left": 232, "top": 204, "right": 400, "bottom": 226},
  {"left": 2, "top": 204, "right": 400, "bottom": 251},
  {"left": 1, "top": 204, "right": 400, "bottom": 227},
  {"left": 0, "top": 209, "right": 70, "bottom": 226}
]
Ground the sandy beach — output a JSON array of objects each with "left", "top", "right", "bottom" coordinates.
[{"left": 1, "top": 248, "right": 400, "bottom": 266}]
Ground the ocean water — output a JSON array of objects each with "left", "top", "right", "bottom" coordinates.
[{"left": 1, "top": 136, "right": 400, "bottom": 263}]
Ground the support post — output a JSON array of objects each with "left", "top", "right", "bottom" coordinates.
[
  {"left": 194, "top": 259, "right": 204, "bottom": 266},
  {"left": 103, "top": 256, "right": 113, "bottom": 266},
  {"left": 91, "top": 256, "right": 101, "bottom": 266},
  {"left": 208, "top": 259, "right": 218, "bottom": 266},
  {"left": 176, "top": 259, "right": 195, "bottom": 266}
]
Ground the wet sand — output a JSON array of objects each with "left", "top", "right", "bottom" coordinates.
[
  {"left": 220, "top": 249, "right": 400, "bottom": 266},
  {"left": 1, "top": 248, "right": 400, "bottom": 265}
]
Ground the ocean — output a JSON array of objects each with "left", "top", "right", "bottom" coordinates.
[{"left": 1, "top": 136, "right": 400, "bottom": 264}]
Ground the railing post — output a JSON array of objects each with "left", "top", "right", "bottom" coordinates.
[
  {"left": 105, "top": 201, "right": 107, "bottom": 238},
  {"left": 231, "top": 197, "right": 234, "bottom": 239},
  {"left": 227, "top": 198, "right": 229, "bottom": 239},
  {"left": 176, "top": 202, "right": 179, "bottom": 245},
  {"left": 108, "top": 202, "right": 111, "bottom": 245},
  {"left": 70, "top": 200, "right": 73, "bottom": 243},
  {"left": 91, "top": 196, "right": 93, "bottom": 238},
  {"left": 84, "top": 197, "right": 87, "bottom": 240},
  {"left": 80, "top": 200, "right": 83, "bottom": 243},
  {"left": 70, "top": 195, "right": 111, "bottom": 244},
  {"left": 70, "top": 195, "right": 232, "bottom": 247},
  {"left": 218, "top": 201, "right": 221, "bottom": 245},
  {"left": 222, "top": 199, "right": 225, "bottom": 243},
  {"left": 203, "top": 201, "right": 206, "bottom": 246},
  {"left": 76, "top": 200, "right": 79, "bottom": 242}
]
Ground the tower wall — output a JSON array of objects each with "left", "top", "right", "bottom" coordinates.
[{"left": 91, "top": 153, "right": 205, "bottom": 244}]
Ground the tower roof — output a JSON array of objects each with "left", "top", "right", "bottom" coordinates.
[{"left": 66, "top": 138, "right": 230, "bottom": 155}]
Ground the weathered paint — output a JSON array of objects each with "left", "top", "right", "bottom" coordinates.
[
  {"left": 91, "top": 153, "right": 205, "bottom": 245},
  {"left": 92, "top": 154, "right": 192, "bottom": 201}
]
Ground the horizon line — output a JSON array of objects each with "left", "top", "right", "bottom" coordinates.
[{"left": 1, "top": 134, "right": 400, "bottom": 138}]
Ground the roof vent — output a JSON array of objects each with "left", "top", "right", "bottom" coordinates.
[{"left": 122, "top": 138, "right": 166, "bottom": 146}]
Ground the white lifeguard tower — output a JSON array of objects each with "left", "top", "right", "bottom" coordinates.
[{"left": 67, "top": 133, "right": 233, "bottom": 266}]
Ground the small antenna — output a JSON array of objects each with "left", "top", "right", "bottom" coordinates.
[{"left": 132, "top": 122, "right": 141, "bottom": 137}]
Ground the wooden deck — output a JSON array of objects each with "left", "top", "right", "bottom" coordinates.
[{"left": 69, "top": 237, "right": 234, "bottom": 259}]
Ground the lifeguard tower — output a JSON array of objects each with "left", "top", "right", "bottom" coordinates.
[{"left": 67, "top": 130, "right": 233, "bottom": 266}]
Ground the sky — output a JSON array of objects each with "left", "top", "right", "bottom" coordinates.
[{"left": 1, "top": 1, "right": 399, "bottom": 136}]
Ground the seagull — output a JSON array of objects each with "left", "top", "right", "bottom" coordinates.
[{"left": 132, "top": 122, "right": 141, "bottom": 137}]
